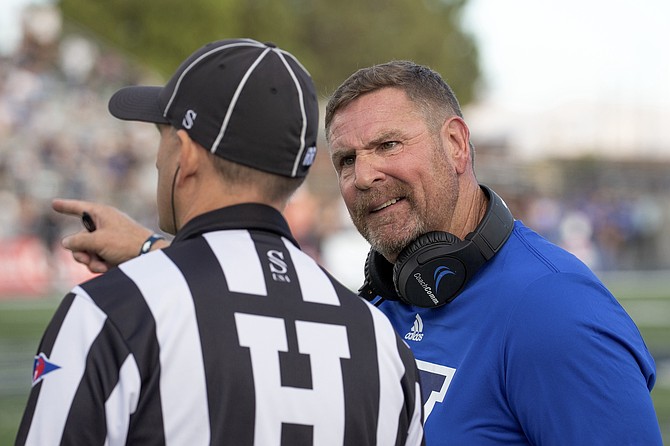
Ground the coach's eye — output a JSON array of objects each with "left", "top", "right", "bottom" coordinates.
[
  {"left": 340, "top": 155, "right": 355, "bottom": 167},
  {"left": 380, "top": 141, "right": 399, "bottom": 150}
]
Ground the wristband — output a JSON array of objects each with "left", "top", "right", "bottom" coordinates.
[{"left": 139, "top": 234, "right": 166, "bottom": 255}]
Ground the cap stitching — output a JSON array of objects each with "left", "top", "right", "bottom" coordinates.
[
  {"left": 210, "top": 47, "right": 272, "bottom": 154},
  {"left": 162, "top": 41, "right": 265, "bottom": 118},
  {"left": 274, "top": 49, "right": 308, "bottom": 177},
  {"left": 278, "top": 48, "right": 312, "bottom": 77}
]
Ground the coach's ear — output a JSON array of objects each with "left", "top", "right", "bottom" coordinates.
[{"left": 441, "top": 116, "right": 471, "bottom": 174}]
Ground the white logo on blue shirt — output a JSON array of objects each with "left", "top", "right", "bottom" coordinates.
[{"left": 405, "top": 314, "right": 424, "bottom": 341}]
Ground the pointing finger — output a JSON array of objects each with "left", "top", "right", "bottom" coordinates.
[{"left": 52, "top": 198, "right": 95, "bottom": 218}]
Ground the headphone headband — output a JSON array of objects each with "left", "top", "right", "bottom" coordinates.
[{"left": 466, "top": 185, "right": 514, "bottom": 259}]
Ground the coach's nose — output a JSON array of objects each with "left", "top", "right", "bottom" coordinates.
[{"left": 353, "top": 155, "right": 384, "bottom": 191}]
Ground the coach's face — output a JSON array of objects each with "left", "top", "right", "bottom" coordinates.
[
  {"left": 155, "top": 124, "right": 182, "bottom": 234},
  {"left": 327, "top": 87, "right": 461, "bottom": 263}
]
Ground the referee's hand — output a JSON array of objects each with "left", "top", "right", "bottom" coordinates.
[{"left": 52, "top": 199, "right": 169, "bottom": 273}]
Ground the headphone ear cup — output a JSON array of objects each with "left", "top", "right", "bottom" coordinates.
[
  {"left": 387, "top": 185, "right": 514, "bottom": 308},
  {"left": 361, "top": 248, "right": 402, "bottom": 301},
  {"left": 393, "top": 231, "right": 464, "bottom": 307},
  {"left": 393, "top": 231, "right": 461, "bottom": 283}
]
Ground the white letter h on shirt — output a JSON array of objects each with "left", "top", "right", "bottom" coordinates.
[{"left": 235, "top": 313, "right": 351, "bottom": 445}]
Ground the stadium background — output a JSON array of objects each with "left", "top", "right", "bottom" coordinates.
[{"left": 1, "top": 2, "right": 668, "bottom": 443}]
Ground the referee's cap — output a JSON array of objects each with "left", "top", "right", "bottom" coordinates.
[{"left": 108, "top": 38, "right": 318, "bottom": 178}]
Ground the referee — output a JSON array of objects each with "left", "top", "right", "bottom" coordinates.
[{"left": 16, "top": 39, "right": 424, "bottom": 446}]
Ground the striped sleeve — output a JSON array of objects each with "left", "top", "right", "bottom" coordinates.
[
  {"left": 16, "top": 287, "right": 141, "bottom": 446},
  {"left": 15, "top": 293, "right": 75, "bottom": 445}
]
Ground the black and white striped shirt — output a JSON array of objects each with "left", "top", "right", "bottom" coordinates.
[{"left": 17, "top": 204, "right": 424, "bottom": 445}]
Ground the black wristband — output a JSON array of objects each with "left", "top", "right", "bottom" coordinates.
[{"left": 139, "top": 234, "right": 166, "bottom": 255}]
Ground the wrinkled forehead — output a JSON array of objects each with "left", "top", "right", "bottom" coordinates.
[
  {"left": 326, "top": 89, "right": 425, "bottom": 152},
  {"left": 327, "top": 88, "right": 423, "bottom": 149}
]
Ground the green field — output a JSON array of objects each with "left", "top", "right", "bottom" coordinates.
[{"left": 2, "top": 279, "right": 669, "bottom": 444}]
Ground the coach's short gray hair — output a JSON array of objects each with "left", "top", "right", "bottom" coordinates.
[{"left": 324, "top": 60, "right": 475, "bottom": 163}]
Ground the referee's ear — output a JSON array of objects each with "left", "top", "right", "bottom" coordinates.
[{"left": 175, "top": 129, "right": 204, "bottom": 180}]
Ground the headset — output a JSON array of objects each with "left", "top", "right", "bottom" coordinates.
[
  {"left": 359, "top": 184, "right": 514, "bottom": 308},
  {"left": 170, "top": 164, "right": 181, "bottom": 233}
]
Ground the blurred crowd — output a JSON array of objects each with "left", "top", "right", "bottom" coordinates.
[
  {"left": 0, "top": 4, "right": 668, "bottom": 296},
  {"left": 0, "top": 5, "right": 160, "bottom": 238},
  {"left": 519, "top": 190, "right": 666, "bottom": 272}
]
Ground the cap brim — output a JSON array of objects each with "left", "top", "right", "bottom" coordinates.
[{"left": 108, "top": 86, "right": 168, "bottom": 124}]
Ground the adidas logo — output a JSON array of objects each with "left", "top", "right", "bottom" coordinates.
[{"left": 404, "top": 314, "right": 424, "bottom": 342}]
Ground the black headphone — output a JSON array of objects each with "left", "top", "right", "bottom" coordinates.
[
  {"left": 171, "top": 164, "right": 181, "bottom": 232},
  {"left": 359, "top": 184, "right": 514, "bottom": 308}
]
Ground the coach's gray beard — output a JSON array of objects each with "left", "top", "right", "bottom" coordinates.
[
  {"left": 366, "top": 222, "right": 427, "bottom": 263},
  {"left": 348, "top": 188, "right": 427, "bottom": 262}
]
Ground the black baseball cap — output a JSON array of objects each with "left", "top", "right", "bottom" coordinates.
[{"left": 108, "top": 38, "right": 318, "bottom": 178}]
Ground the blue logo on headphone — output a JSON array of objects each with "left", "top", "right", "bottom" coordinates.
[{"left": 434, "top": 266, "right": 456, "bottom": 294}]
